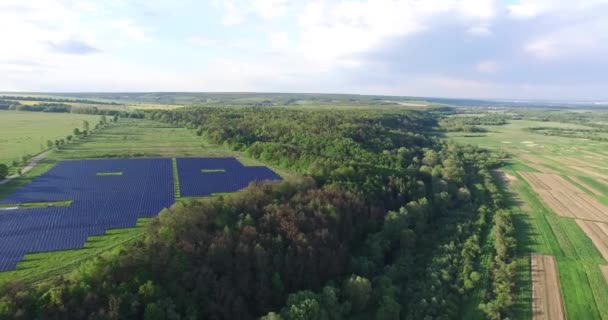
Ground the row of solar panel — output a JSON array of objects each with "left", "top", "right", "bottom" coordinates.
[{"left": 0, "top": 157, "right": 281, "bottom": 272}]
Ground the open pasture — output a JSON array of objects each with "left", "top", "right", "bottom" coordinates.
[
  {"left": 0, "top": 157, "right": 281, "bottom": 272},
  {"left": 0, "top": 110, "right": 101, "bottom": 167}
]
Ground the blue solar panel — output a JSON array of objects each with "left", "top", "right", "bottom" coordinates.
[
  {"left": 177, "top": 158, "right": 282, "bottom": 197},
  {"left": 0, "top": 157, "right": 280, "bottom": 272}
]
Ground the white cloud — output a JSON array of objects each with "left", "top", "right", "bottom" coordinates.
[
  {"left": 508, "top": 0, "right": 608, "bottom": 19},
  {"left": 212, "top": 0, "right": 291, "bottom": 25},
  {"left": 476, "top": 60, "right": 500, "bottom": 73},
  {"left": 270, "top": 32, "right": 289, "bottom": 51},
  {"left": 296, "top": 0, "right": 499, "bottom": 65},
  {"left": 252, "top": 0, "right": 290, "bottom": 19},
  {"left": 524, "top": 18, "right": 608, "bottom": 59}
]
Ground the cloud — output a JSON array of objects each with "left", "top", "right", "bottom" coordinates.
[
  {"left": 212, "top": 0, "right": 291, "bottom": 26},
  {"left": 48, "top": 38, "right": 101, "bottom": 55},
  {"left": 476, "top": 60, "right": 500, "bottom": 74}
]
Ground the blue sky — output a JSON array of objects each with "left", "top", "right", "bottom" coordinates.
[{"left": 1, "top": 0, "right": 607, "bottom": 100}]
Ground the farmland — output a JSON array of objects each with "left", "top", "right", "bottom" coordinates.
[
  {"left": 447, "top": 109, "right": 608, "bottom": 319},
  {"left": 0, "top": 110, "right": 101, "bottom": 170},
  {"left": 531, "top": 254, "right": 565, "bottom": 320}
]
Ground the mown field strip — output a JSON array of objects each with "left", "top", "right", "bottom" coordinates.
[
  {"left": 532, "top": 254, "right": 565, "bottom": 320},
  {"left": 519, "top": 172, "right": 608, "bottom": 222},
  {"left": 571, "top": 166, "right": 608, "bottom": 181},
  {"left": 576, "top": 220, "right": 608, "bottom": 261}
]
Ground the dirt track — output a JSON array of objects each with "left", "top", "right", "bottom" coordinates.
[
  {"left": 519, "top": 172, "right": 608, "bottom": 222},
  {"left": 532, "top": 254, "right": 565, "bottom": 320}
]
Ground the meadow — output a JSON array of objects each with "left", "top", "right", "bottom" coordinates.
[
  {"left": 0, "top": 110, "right": 101, "bottom": 169},
  {"left": 448, "top": 111, "right": 608, "bottom": 319}
]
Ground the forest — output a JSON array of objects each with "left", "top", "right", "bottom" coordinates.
[{"left": 0, "top": 107, "right": 516, "bottom": 319}]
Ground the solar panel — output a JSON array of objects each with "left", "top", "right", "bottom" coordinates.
[
  {"left": 0, "top": 157, "right": 281, "bottom": 272},
  {"left": 177, "top": 158, "right": 282, "bottom": 197}
]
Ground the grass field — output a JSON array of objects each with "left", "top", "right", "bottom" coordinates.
[
  {"left": 0, "top": 116, "right": 296, "bottom": 284},
  {"left": 449, "top": 115, "right": 608, "bottom": 319},
  {"left": 0, "top": 111, "right": 102, "bottom": 169}
]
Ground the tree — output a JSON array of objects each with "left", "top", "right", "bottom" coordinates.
[
  {"left": 73, "top": 128, "right": 80, "bottom": 136},
  {"left": 83, "top": 120, "right": 90, "bottom": 132},
  {"left": 67, "top": 135, "right": 73, "bottom": 142},
  {"left": 0, "top": 164, "right": 8, "bottom": 179},
  {"left": 343, "top": 275, "right": 372, "bottom": 311},
  {"left": 101, "top": 115, "right": 107, "bottom": 124},
  {"left": 47, "top": 140, "right": 54, "bottom": 149},
  {"left": 113, "top": 114, "right": 119, "bottom": 122}
]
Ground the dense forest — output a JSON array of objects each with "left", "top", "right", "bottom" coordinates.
[{"left": 0, "top": 107, "right": 516, "bottom": 319}]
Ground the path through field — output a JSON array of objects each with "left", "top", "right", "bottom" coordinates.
[
  {"left": 0, "top": 150, "right": 50, "bottom": 186},
  {"left": 531, "top": 254, "right": 565, "bottom": 320}
]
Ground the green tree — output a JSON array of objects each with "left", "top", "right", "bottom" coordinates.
[
  {"left": 83, "top": 120, "right": 90, "bottom": 132},
  {"left": 0, "top": 164, "right": 8, "bottom": 179},
  {"left": 73, "top": 128, "right": 80, "bottom": 136},
  {"left": 47, "top": 140, "right": 54, "bottom": 149},
  {"left": 343, "top": 275, "right": 372, "bottom": 311}
]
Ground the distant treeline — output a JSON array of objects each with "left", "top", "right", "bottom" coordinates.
[
  {"left": 0, "top": 95, "right": 121, "bottom": 105},
  {"left": 526, "top": 126, "right": 608, "bottom": 142},
  {"left": 0, "top": 99, "right": 144, "bottom": 118},
  {"left": 440, "top": 115, "right": 507, "bottom": 132}
]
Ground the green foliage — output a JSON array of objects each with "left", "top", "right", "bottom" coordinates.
[{"left": 0, "top": 164, "right": 7, "bottom": 179}]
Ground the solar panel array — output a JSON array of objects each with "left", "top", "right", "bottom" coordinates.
[
  {"left": 0, "top": 157, "right": 281, "bottom": 271},
  {"left": 177, "top": 157, "right": 282, "bottom": 197}
]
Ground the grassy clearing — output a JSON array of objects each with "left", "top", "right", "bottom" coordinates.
[
  {"left": 96, "top": 172, "right": 123, "bottom": 176},
  {"left": 0, "top": 200, "right": 72, "bottom": 208},
  {"left": 172, "top": 158, "right": 181, "bottom": 198},
  {"left": 0, "top": 110, "right": 101, "bottom": 169}
]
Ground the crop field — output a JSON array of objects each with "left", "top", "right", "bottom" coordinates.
[
  {"left": 531, "top": 254, "right": 565, "bottom": 320},
  {"left": 0, "top": 110, "right": 101, "bottom": 167},
  {"left": 0, "top": 115, "right": 289, "bottom": 283},
  {"left": 519, "top": 172, "right": 608, "bottom": 222},
  {"left": 448, "top": 112, "right": 608, "bottom": 319}
]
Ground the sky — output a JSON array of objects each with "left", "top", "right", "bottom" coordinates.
[{"left": 0, "top": 0, "right": 607, "bottom": 100}]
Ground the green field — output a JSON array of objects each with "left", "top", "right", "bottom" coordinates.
[
  {"left": 449, "top": 112, "right": 608, "bottom": 319},
  {"left": 0, "top": 110, "right": 102, "bottom": 168},
  {"left": 0, "top": 115, "right": 295, "bottom": 284}
]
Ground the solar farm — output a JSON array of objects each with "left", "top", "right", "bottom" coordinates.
[{"left": 0, "top": 157, "right": 281, "bottom": 271}]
